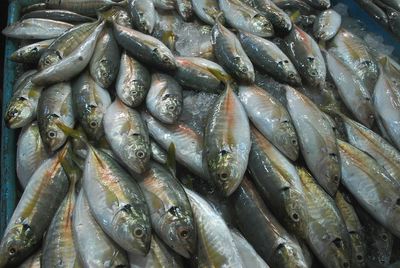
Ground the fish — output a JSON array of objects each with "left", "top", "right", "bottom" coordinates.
[
  {"left": 139, "top": 161, "right": 196, "bottom": 258},
  {"left": 251, "top": 0, "right": 292, "bottom": 34},
  {"left": 38, "top": 20, "right": 101, "bottom": 70},
  {"left": 373, "top": 70, "right": 400, "bottom": 150},
  {"left": 297, "top": 167, "right": 351, "bottom": 268},
  {"left": 337, "top": 140, "right": 400, "bottom": 238},
  {"left": 248, "top": 126, "right": 307, "bottom": 233},
  {"left": 329, "top": 28, "right": 379, "bottom": 92},
  {"left": 238, "top": 84, "right": 299, "bottom": 160},
  {"left": 186, "top": 188, "right": 245, "bottom": 268},
  {"left": 32, "top": 21, "right": 105, "bottom": 86},
  {"left": 41, "top": 160, "right": 80, "bottom": 268},
  {"left": 116, "top": 51, "right": 150, "bottom": 108},
  {"left": 90, "top": 27, "right": 120, "bottom": 89},
  {"left": 204, "top": 84, "right": 251, "bottom": 196},
  {"left": 16, "top": 122, "right": 48, "bottom": 189},
  {"left": 146, "top": 73, "right": 183, "bottom": 124},
  {"left": 230, "top": 177, "right": 308, "bottom": 267},
  {"left": 44, "top": 0, "right": 127, "bottom": 16},
  {"left": 100, "top": 5, "right": 133, "bottom": 27},
  {"left": 219, "top": 0, "right": 274, "bottom": 37},
  {"left": 335, "top": 191, "right": 366, "bottom": 268},
  {"left": 230, "top": 229, "right": 270, "bottom": 268},
  {"left": 238, "top": 31, "right": 301, "bottom": 86},
  {"left": 211, "top": 20, "right": 255, "bottom": 83},
  {"left": 174, "top": 57, "right": 227, "bottom": 92},
  {"left": 176, "top": 0, "right": 193, "bottom": 21},
  {"left": 72, "top": 70, "right": 111, "bottom": 141},
  {"left": 21, "top": 9, "right": 95, "bottom": 23},
  {"left": 285, "top": 85, "right": 340, "bottom": 196},
  {"left": 0, "top": 146, "right": 69, "bottom": 267},
  {"left": 83, "top": 146, "right": 151, "bottom": 255},
  {"left": 355, "top": 206, "right": 394, "bottom": 266},
  {"left": 128, "top": 0, "right": 157, "bottom": 34},
  {"left": 129, "top": 235, "right": 184, "bottom": 268},
  {"left": 142, "top": 111, "right": 209, "bottom": 180},
  {"left": 191, "top": 0, "right": 221, "bottom": 25},
  {"left": 73, "top": 190, "right": 129, "bottom": 268},
  {"left": 37, "top": 82, "right": 75, "bottom": 153},
  {"left": 331, "top": 112, "right": 400, "bottom": 185},
  {"left": 2, "top": 18, "right": 73, "bottom": 39},
  {"left": 283, "top": 25, "right": 326, "bottom": 88},
  {"left": 10, "top": 39, "right": 54, "bottom": 64},
  {"left": 313, "top": 9, "right": 341, "bottom": 40},
  {"left": 5, "top": 72, "right": 44, "bottom": 129},
  {"left": 324, "top": 50, "right": 375, "bottom": 127},
  {"left": 103, "top": 98, "right": 151, "bottom": 174},
  {"left": 113, "top": 22, "right": 177, "bottom": 71}
]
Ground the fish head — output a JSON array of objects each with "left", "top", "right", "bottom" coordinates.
[
  {"left": 277, "top": 60, "right": 302, "bottom": 86},
  {"left": 82, "top": 104, "right": 105, "bottom": 140},
  {"left": 207, "top": 148, "right": 242, "bottom": 196},
  {"left": 161, "top": 206, "right": 197, "bottom": 258},
  {"left": 156, "top": 94, "right": 182, "bottom": 124},
  {"left": 322, "top": 237, "right": 351, "bottom": 268},
  {"left": 232, "top": 56, "right": 254, "bottom": 83},
  {"left": 349, "top": 233, "right": 366, "bottom": 267},
  {"left": 121, "top": 80, "right": 147, "bottom": 107},
  {"left": 5, "top": 97, "right": 34, "bottom": 129},
  {"left": 93, "top": 59, "right": 113, "bottom": 88},
  {"left": 125, "top": 133, "right": 151, "bottom": 173},
  {"left": 40, "top": 115, "right": 67, "bottom": 153},
  {"left": 316, "top": 0, "right": 331, "bottom": 9},
  {"left": 318, "top": 151, "right": 341, "bottom": 196},
  {"left": 251, "top": 14, "right": 274, "bottom": 37},
  {"left": 114, "top": 8, "right": 133, "bottom": 28},
  {"left": 305, "top": 56, "right": 326, "bottom": 88},
  {"left": 152, "top": 48, "right": 176, "bottom": 71},
  {"left": 0, "top": 223, "right": 37, "bottom": 267},
  {"left": 274, "top": 118, "right": 300, "bottom": 161},
  {"left": 177, "top": 1, "right": 193, "bottom": 20},
  {"left": 269, "top": 242, "right": 309, "bottom": 268},
  {"left": 38, "top": 49, "right": 62, "bottom": 70},
  {"left": 113, "top": 205, "right": 151, "bottom": 255}
]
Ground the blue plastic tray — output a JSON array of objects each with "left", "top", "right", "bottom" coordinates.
[{"left": 1, "top": 0, "right": 399, "bottom": 236}]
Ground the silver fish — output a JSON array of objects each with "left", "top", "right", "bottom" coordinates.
[
  {"left": 90, "top": 27, "right": 120, "bottom": 89},
  {"left": 142, "top": 111, "right": 209, "bottom": 180},
  {"left": 252, "top": 0, "right": 292, "bottom": 34},
  {"left": 37, "top": 82, "right": 74, "bottom": 153},
  {"left": 239, "top": 31, "right": 301, "bottom": 86},
  {"left": 32, "top": 21, "right": 105, "bottom": 86},
  {"left": 191, "top": 0, "right": 221, "bottom": 25},
  {"left": 72, "top": 70, "right": 111, "bottom": 141},
  {"left": 128, "top": 0, "right": 157, "bottom": 34},
  {"left": 204, "top": 84, "right": 251, "bottom": 196},
  {"left": 338, "top": 140, "right": 400, "bottom": 238},
  {"left": 146, "top": 73, "right": 183, "bottom": 124},
  {"left": 238, "top": 84, "right": 299, "bottom": 161},
  {"left": 10, "top": 39, "right": 54, "bottom": 64},
  {"left": 219, "top": 0, "right": 274, "bottom": 37},
  {"left": 313, "top": 9, "right": 341, "bottom": 40},
  {"left": 83, "top": 147, "right": 151, "bottom": 255},
  {"left": 44, "top": 0, "right": 126, "bottom": 16},
  {"left": 116, "top": 51, "right": 151, "bottom": 108},
  {"left": 73, "top": 190, "right": 129, "bottom": 268},
  {"left": 103, "top": 98, "right": 151, "bottom": 174},
  {"left": 21, "top": 9, "right": 95, "bottom": 23},
  {"left": 212, "top": 20, "right": 255, "bottom": 83},
  {"left": 16, "top": 122, "right": 48, "bottom": 189},
  {"left": 285, "top": 85, "right": 340, "bottom": 196},
  {"left": 2, "top": 18, "right": 73, "bottom": 39},
  {"left": 186, "top": 188, "right": 244, "bottom": 268}
]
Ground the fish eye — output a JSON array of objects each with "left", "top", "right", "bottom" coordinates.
[
  {"left": 89, "top": 121, "right": 98, "bottom": 128},
  {"left": 291, "top": 213, "right": 299, "bottom": 222},
  {"left": 47, "top": 131, "right": 57, "bottom": 139},
  {"left": 219, "top": 173, "right": 228, "bottom": 181},
  {"left": 292, "top": 139, "right": 297, "bottom": 145},
  {"left": 167, "top": 105, "right": 175, "bottom": 111},
  {"left": 134, "top": 228, "right": 144, "bottom": 238},
  {"left": 9, "top": 247, "right": 16, "bottom": 255},
  {"left": 289, "top": 73, "right": 295, "bottom": 78},
  {"left": 136, "top": 150, "right": 146, "bottom": 159},
  {"left": 310, "top": 71, "right": 317, "bottom": 76},
  {"left": 240, "top": 67, "right": 248, "bottom": 73},
  {"left": 162, "top": 55, "right": 170, "bottom": 63},
  {"left": 356, "top": 255, "right": 363, "bottom": 261},
  {"left": 307, "top": 57, "right": 315, "bottom": 62},
  {"left": 179, "top": 229, "right": 189, "bottom": 238},
  {"left": 381, "top": 233, "right": 388, "bottom": 241},
  {"left": 343, "top": 262, "right": 349, "bottom": 268}
]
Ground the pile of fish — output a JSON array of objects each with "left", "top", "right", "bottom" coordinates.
[
  {"left": 355, "top": 0, "right": 400, "bottom": 38},
  {"left": 1, "top": 0, "right": 400, "bottom": 267}
]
